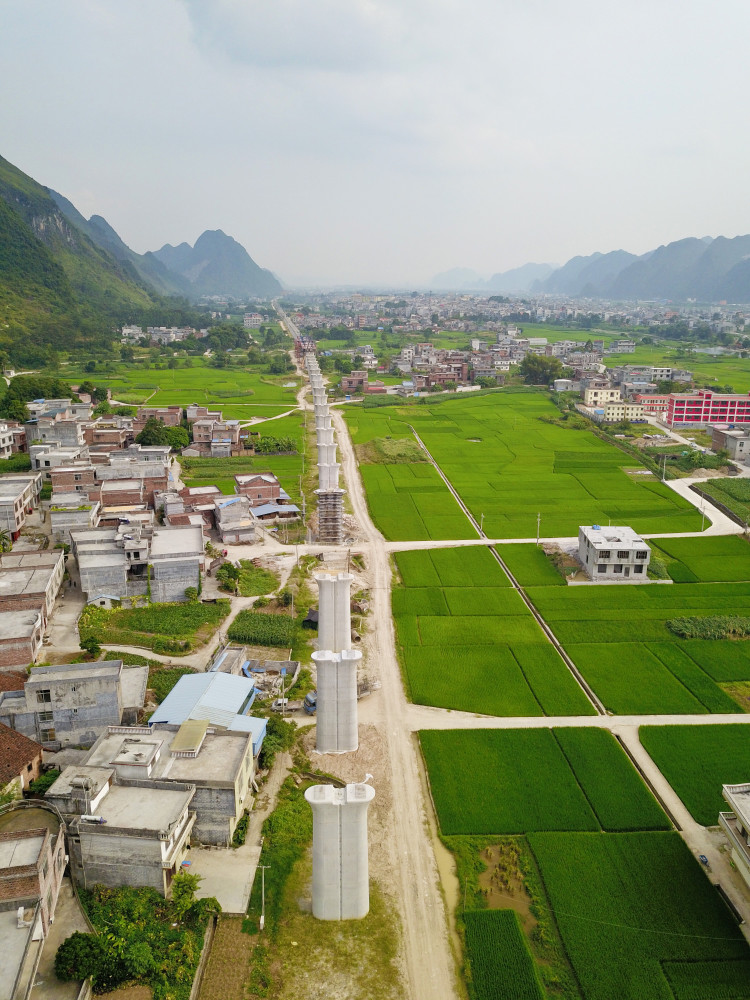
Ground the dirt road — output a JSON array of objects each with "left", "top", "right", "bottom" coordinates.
[{"left": 331, "top": 407, "right": 460, "bottom": 1000}]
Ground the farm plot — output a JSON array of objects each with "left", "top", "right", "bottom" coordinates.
[
  {"left": 640, "top": 724, "right": 750, "bottom": 826},
  {"left": 528, "top": 580, "right": 750, "bottom": 714},
  {"left": 420, "top": 728, "right": 668, "bottom": 836},
  {"left": 348, "top": 391, "right": 702, "bottom": 540},
  {"left": 528, "top": 831, "right": 750, "bottom": 1000},
  {"left": 181, "top": 452, "right": 303, "bottom": 499},
  {"left": 498, "top": 543, "right": 566, "bottom": 587},
  {"left": 394, "top": 548, "right": 593, "bottom": 716},
  {"left": 463, "top": 910, "right": 544, "bottom": 1000},
  {"left": 80, "top": 600, "right": 230, "bottom": 654},
  {"left": 359, "top": 463, "right": 473, "bottom": 540},
  {"left": 651, "top": 534, "right": 750, "bottom": 583}
]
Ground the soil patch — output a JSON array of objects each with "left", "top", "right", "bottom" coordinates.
[
  {"left": 477, "top": 842, "right": 538, "bottom": 935},
  {"left": 199, "top": 915, "right": 255, "bottom": 1000}
]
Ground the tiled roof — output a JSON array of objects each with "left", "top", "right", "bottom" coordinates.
[
  {"left": 0, "top": 672, "right": 26, "bottom": 694},
  {"left": 0, "top": 722, "right": 42, "bottom": 787}
]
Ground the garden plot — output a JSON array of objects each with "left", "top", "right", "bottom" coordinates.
[
  {"left": 420, "top": 728, "right": 669, "bottom": 836},
  {"left": 346, "top": 391, "right": 701, "bottom": 541},
  {"left": 393, "top": 548, "right": 593, "bottom": 716},
  {"left": 528, "top": 578, "right": 750, "bottom": 714},
  {"left": 640, "top": 724, "right": 750, "bottom": 825}
]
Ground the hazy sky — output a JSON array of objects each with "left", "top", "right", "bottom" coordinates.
[{"left": 2, "top": 0, "right": 749, "bottom": 286}]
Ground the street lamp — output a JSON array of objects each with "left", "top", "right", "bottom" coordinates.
[{"left": 259, "top": 864, "right": 270, "bottom": 931}]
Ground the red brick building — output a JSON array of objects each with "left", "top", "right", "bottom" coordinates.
[{"left": 0, "top": 722, "right": 43, "bottom": 795}]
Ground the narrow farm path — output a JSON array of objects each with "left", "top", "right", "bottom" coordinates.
[{"left": 330, "top": 405, "right": 461, "bottom": 1000}]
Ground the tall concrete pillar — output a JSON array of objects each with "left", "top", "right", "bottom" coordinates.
[
  {"left": 316, "top": 426, "right": 335, "bottom": 446},
  {"left": 316, "top": 572, "right": 352, "bottom": 652},
  {"left": 317, "top": 441, "right": 337, "bottom": 468},
  {"left": 305, "top": 782, "right": 375, "bottom": 919},
  {"left": 317, "top": 463, "right": 340, "bottom": 491},
  {"left": 312, "top": 648, "right": 361, "bottom": 752},
  {"left": 315, "top": 412, "right": 332, "bottom": 431}
]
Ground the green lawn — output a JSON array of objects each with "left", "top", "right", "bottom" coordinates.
[{"left": 394, "top": 548, "right": 593, "bottom": 716}]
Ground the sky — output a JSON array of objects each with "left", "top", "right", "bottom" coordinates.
[{"left": 1, "top": 0, "right": 749, "bottom": 287}]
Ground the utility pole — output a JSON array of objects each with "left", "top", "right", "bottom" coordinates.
[
  {"left": 536, "top": 512, "right": 541, "bottom": 547},
  {"left": 259, "top": 865, "right": 271, "bottom": 931},
  {"left": 480, "top": 512, "right": 484, "bottom": 536}
]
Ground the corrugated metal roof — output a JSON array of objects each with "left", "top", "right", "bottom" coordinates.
[{"left": 150, "top": 673, "right": 255, "bottom": 725}]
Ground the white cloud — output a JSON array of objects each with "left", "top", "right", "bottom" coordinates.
[{"left": 0, "top": 0, "right": 749, "bottom": 283}]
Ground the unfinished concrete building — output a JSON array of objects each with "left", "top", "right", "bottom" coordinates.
[
  {"left": 305, "top": 781, "right": 375, "bottom": 920},
  {"left": 0, "top": 660, "right": 147, "bottom": 748},
  {"left": 49, "top": 720, "right": 256, "bottom": 847}
]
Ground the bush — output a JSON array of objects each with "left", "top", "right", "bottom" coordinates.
[
  {"left": 27, "top": 769, "right": 60, "bottom": 795},
  {"left": 667, "top": 616, "right": 750, "bottom": 640},
  {"left": 258, "top": 714, "right": 297, "bottom": 770}
]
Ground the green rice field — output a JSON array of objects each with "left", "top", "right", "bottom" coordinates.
[
  {"left": 463, "top": 910, "right": 545, "bottom": 1000},
  {"left": 528, "top": 831, "right": 750, "bottom": 1000},
  {"left": 528, "top": 538, "right": 750, "bottom": 714},
  {"left": 640, "top": 724, "right": 750, "bottom": 825},
  {"left": 346, "top": 390, "right": 702, "bottom": 540},
  {"left": 58, "top": 358, "right": 298, "bottom": 418},
  {"left": 393, "top": 548, "right": 594, "bottom": 716},
  {"left": 420, "top": 728, "right": 669, "bottom": 835}
]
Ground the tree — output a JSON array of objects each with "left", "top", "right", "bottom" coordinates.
[
  {"left": 55, "top": 932, "right": 108, "bottom": 983},
  {"left": 135, "top": 416, "right": 170, "bottom": 447},
  {"left": 171, "top": 871, "right": 203, "bottom": 920},
  {"left": 518, "top": 354, "right": 566, "bottom": 385},
  {"left": 0, "top": 530, "right": 12, "bottom": 554},
  {"left": 80, "top": 636, "right": 102, "bottom": 659},
  {"left": 164, "top": 426, "right": 189, "bottom": 450}
]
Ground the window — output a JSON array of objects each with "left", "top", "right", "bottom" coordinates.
[
  {"left": 634, "top": 565, "right": 644, "bottom": 574},
  {"left": 617, "top": 550, "right": 629, "bottom": 560},
  {"left": 36, "top": 689, "right": 51, "bottom": 704},
  {"left": 597, "top": 564, "right": 607, "bottom": 574},
  {"left": 636, "top": 551, "right": 648, "bottom": 560},
  {"left": 74, "top": 474, "right": 81, "bottom": 482},
  {"left": 598, "top": 550, "right": 611, "bottom": 560},
  {"left": 27, "top": 763, "right": 33, "bottom": 772},
  {"left": 614, "top": 565, "right": 623, "bottom": 574},
  {"left": 38, "top": 711, "right": 53, "bottom": 723},
  {"left": 40, "top": 728, "right": 55, "bottom": 742}
]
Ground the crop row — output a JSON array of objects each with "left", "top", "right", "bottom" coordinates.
[
  {"left": 463, "top": 910, "right": 544, "bottom": 1000},
  {"left": 227, "top": 610, "right": 296, "bottom": 647}
]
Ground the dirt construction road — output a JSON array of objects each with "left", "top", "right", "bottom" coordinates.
[{"left": 331, "top": 407, "right": 460, "bottom": 1000}]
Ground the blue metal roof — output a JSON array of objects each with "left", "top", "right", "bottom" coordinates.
[
  {"left": 252, "top": 502, "right": 300, "bottom": 517},
  {"left": 149, "top": 673, "right": 266, "bottom": 754}
]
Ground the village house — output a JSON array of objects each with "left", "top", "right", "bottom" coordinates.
[
  {"left": 0, "top": 659, "right": 147, "bottom": 749},
  {"left": 578, "top": 525, "right": 651, "bottom": 581}
]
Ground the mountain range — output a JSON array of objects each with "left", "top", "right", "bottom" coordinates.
[
  {"left": 434, "top": 235, "right": 750, "bottom": 302},
  {"left": 0, "top": 152, "right": 281, "bottom": 363}
]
